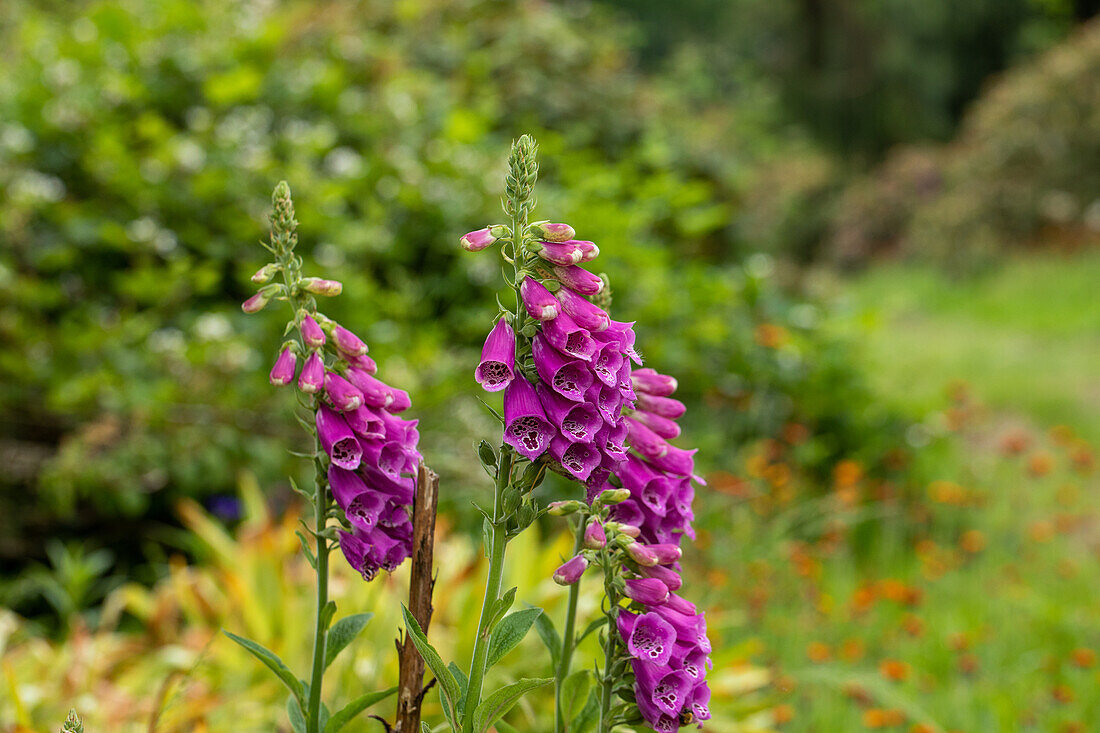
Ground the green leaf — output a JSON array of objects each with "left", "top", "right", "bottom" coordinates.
[
  {"left": 400, "top": 605, "right": 461, "bottom": 728},
  {"left": 472, "top": 678, "right": 553, "bottom": 733},
  {"left": 224, "top": 630, "right": 305, "bottom": 703},
  {"left": 572, "top": 687, "right": 600, "bottom": 733},
  {"left": 485, "top": 587, "right": 517, "bottom": 635},
  {"left": 561, "top": 670, "right": 592, "bottom": 722},
  {"left": 448, "top": 661, "right": 469, "bottom": 710},
  {"left": 494, "top": 722, "right": 520, "bottom": 733},
  {"left": 287, "top": 695, "right": 306, "bottom": 733},
  {"left": 421, "top": 724, "right": 432, "bottom": 733},
  {"left": 575, "top": 616, "right": 607, "bottom": 646},
  {"left": 323, "top": 686, "right": 397, "bottom": 732},
  {"left": 324, "top": 613, "right": 373, "bottom": 669},
  {"left": 486, "top": 607, "right": 542, "bottom": 668},
  {"left": 533, "top": 611, "right": 561, "bottom": 669}
]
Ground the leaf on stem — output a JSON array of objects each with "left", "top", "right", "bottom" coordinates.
[
  {"left": 224, "top": 630, "right": 305, "bottom": 703},
  {"left": 560, "top": 670, "right": 592, "bottom": 722},
  {"left": 533, "top": 612, "right": 561, "bottom": 669},
  {"left": 471, "top": 678, "right": 553, "bottom": 733},
  {"left": 400, "top": 605, "right": 462, "bottom": 730},
  {"left": 324, "top": 612, "right": 373, "bottom": 669},
  {"left": 323, "top": 686, "right": 397, "bottom": 732},
  {"left": 486, "top": 607, "right": 542, "bottom": 669}
]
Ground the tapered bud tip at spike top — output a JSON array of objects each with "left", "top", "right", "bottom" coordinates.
[
  {"left": 300, "top": 277, "right": 343, "bottom": 296},
  {"left": 584, "top": 519, "right": 608, "bottom": 549},
  {"left": 520, "top": 278, "right": 561, "bottom": 321},
  {"left": 273, "top": 180, "right": 291, "bottom": 201},
  {"left": 300, "top": 315, "right": 325, "bottom": 349},
  {"left": 475, "top": 317, "right": 516, "bottom": 392},
  {"left": 459, "top": 227, "right": 499, "bottom": 252},
  {"left": 269, "top": 348, "right": 297, "bottom": 386},
  {"left": 553, "top": 554, "right": 588, "bottom": 585},
  {"left": 242, "top": 286, "right": 277, "bottom": 313},
  {"left": 530, "top": 221, "right": 576, "bottom": 243}
]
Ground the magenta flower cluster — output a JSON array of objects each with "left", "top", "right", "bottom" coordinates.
[
  {"left": 472, "top": 227, "right": 640, "bottom": 494},
  {"left": 266, "top": 309, "right": 420, "bottom": 581}
]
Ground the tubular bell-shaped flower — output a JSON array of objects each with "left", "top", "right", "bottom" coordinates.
[
  {"left": 503, "top": 376, "right": 554, "bottom": 460},
  {"left": 475, "top": 317, "right": 517, "bottom": 392}
]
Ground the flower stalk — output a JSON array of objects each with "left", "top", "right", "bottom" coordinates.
[{"left": 554, "top": 520, "right": 586, "bottom": 733}]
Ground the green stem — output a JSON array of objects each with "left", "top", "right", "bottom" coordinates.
[
  {"left": 462, "top": 447, "right": 514, "bottom": 732},
  {"left": 597, "top": 553, "right": 618, "bottom": 733},
  {"left": 307, "top": 457, "right": 331, "bottom": 733},
  {"left": 555, "top": 520, "right": 586, "bottom": 733}
]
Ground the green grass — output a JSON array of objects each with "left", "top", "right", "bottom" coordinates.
[{"left": 838, "top": 249, "right": 1100, "bottom": 442}]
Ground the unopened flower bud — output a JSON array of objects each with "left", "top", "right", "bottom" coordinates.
[
  {"left": 584, "top": 519, "right": 607, "bottom": 549},
  {"left": 547, "top": 500, "right": 584, "bottom": 516},
  {"left": 553, "top": 554, "right": 588, "bottom": 586},
  {"left": 626, "top": 541, "right": 659, "bottom": 567},
  {"left": 529, "top": 221, "right": 576, "bottom": 243},
  {"left": 251, "top": 263, "right": 280, "bottom": 284},
  {"left": 460, "top": 225, "right": 507, "bottom": 252},
  {"left": 331, "top": 324, "right": 369, "bottom": 356},
  {"left": 598, "top": 488, "right": 630, "bottom": 505},
  {"left": 269, "top": 347, "right": 297, "bottom": 386},
  {"left": 324, "top": 371, "right": 364, "bottom": 411},
  {"left": 610, "top": 522, "right": 641, "bottom": 538},
  {"left": 298, "top": 352, "right": 325, "bottom": 394},
  {"left": 623, "top": 577, "right": 669, "bottom": 606},
  {"left": 647, "top": 543, "right": 683, "bottom": 565},
  {"left": 300, "top": 314, "right": 326, "bottom": 349},
  {"left": 242, "top": 284, "right": 280, "bottom": 313},
  {"left": 300, "top": 277, "right": 343, "bottom": 296}
]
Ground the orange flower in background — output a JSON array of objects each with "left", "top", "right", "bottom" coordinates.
[
  {"left": 1049, "top": 424, "right": 1076, "bottom": 445},
  {"left": 1028, "top": 450, "right": 1055, "bottom": 477},
  {"left": 1071, "top": 647, "right": 1096, "bottom": 668},
  {"left": 773, "top": 704, "right": 795, "bottom": 725},
  {"left": 999, "top": 427, "right": 1032, "bottom": 455},
  {"left": 851, "top": 585, "right": 877, "bottom": 616},
  {"left": 710, "top": 471, "right": 752, "bottom": 498},
  {"left": 960, "top": 529, "right": 986, "bottom": 554},
  {"left": 782, "top": 421, "right": 810, "bottom": 445},
  {"left": 1070, "top": 441, "right": 1095, "bottom": 474},
  {"left": 863, "top": 708, "right": 906, "bottom": 728},
  {"left": 840, "top": 637, "right": 867, "bottom": 662},
  {"left": 807, "top": 641, "right": 832, "bottom": 662},
  {"left": 845, "top": 682, "right": 873, "bottom": 705},
  {"left": 1052, "top": 684, "right": 1074, "bottom": 703},
  {"left": 1028, "top": 520, "right": 1055, "bottom": 542},
  {"left": 902, "top": 613, "right": 925, "bottom": 638},
  {"left": 834, "top": 459, "right": 863, "bottom": 488},
  {"left": 774, "top": 674, "right": 797, "bottom": 693},
  {"left": 958, "top": 653, "right": 979, "bottom": 675},
  {"left": 948, "top": 632, "right": 971, "bottom": 652},
  {"left": 910, "top": 724, "right": 935, "bottom": 733},
  {"left": 754, "top": 322, "right": 789, "bottom": 348},
  {"left": 879, "top": 659, "right": 910, "bottom": 682}
]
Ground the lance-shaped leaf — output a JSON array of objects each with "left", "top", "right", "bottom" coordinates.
[
  {"left": 472, "top": 677, "right": 553, "bottom": 733},
  {"left": 287, "top": 695, "right": 306, "bottom": 733},
  {"left": 224, "top": 630, "right": 305, "bottom": 703},
  {"left": 324, "top": 686, "right": 397, "bottom": 732},
  {"left": 325, "top": 613, "right": 373, "bottom": 669},
  {"left": 560, "top": 670, "right": 592, "bottom": 722},
  {"left": 400, "top": 605, "right": 461, "bottom": 728},
  {"left": 533, "top": 611, "right": 561, "bottom": 669},
  {"left": 486, "top": 607, "right": 542, "bottom": 668}
]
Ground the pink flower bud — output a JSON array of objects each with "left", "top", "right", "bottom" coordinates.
[
  {"left": 324, "top": 371, "right": 364, "bottom": 411},
  {"left": 647, "top": 544, "right": 683, "bottom": 565},
  {"left": 552, "top": 265, "right": 604, "bottom": 295},
  {"left": 553, "top": 554, "right": 588, "bottom": 585},
  {"left": 242, "top": 285, "right": 278, "bottom": 313},
  {"left": 626, "top": 541, "right": 659, "bottom": 567},
  {"left": 331, "top": 324, "right": 369, "bottom": 356},
  {"left": 520, "top": 278, "right": 561, "bottom": 321},
  {"left": 251, "top": 263, "right": 279, "bottom": 284},
  {"left": 460, "top": 227, "right": 499, "bottom": 252},
  {"left": 624, "top": 577, "right": 669, "bottom": 606},
  {"left": 530, "top": 221, "right": 576, "bottom": 243},
  {"left": 584, "top": 519, "right": 607, "bottom": 549},
  {"left": 547, "top": 500, "right": 583, "bottom": 516},
  {"left": 269, "top": 348, "right": 297, "bottom": 386},
  {"left": 301, "top": 315, "right": 326, "bottom": 349},
  {"left": 300, "top": 277, "right": 343, "bottom": 296},
  {"left": 298, "top": 352, "right": 325, "bottom": 393}
]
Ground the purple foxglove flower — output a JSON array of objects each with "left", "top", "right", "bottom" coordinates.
[
  {"left": 503, "top": 377, "right": 554, "bottom": 460},
  {"left": 675, "top": 647, "right": 712, "bottom": 683},
  {"left": 556, "top": 287, "right": 610, "bottom": 332},
  {"left": 346, "top": 353, "right": 378, "bottom": 374},
  {"left": 328, "top": 465, "right": 367, "bottom": 509},
  {"left": 345, "top": 491, "right": 387, "bottom": 533},
  {"left": 631, "top": 367, "right": 678, "bottom": 397},
  {"left": 363, "top": 440, "right": 417, "bottom": 482},
  {"left": 636, "top": 393, "right": 686, "bottom": 419},
  {"left": 459, "top": 227, "right": 498, "bottom": 252},
  {"left": 386, "top": 387, "right": 412, "bottom": 413},
  {"left": 325, "top": 371, "right": 365, "bottom": 411},
  {"left": 652, "top": 605, "right": 710, "bottom": 653},
  {"left": 635, "top": 663, "right": 693, "bottom": 717},
  {"left": 475, "top": 317, "right": 516, "bottom": 392},
  {"left": 344, "top": 405, "right": 386, "bottom": 440},
  {"left": 611, "top": 499, "right": 646, "bottom": 529},
  {"left": 596, "top": 420, "right": 629, "bottom": 460},
  {"left": 269, "top": 348, "right": 297, "bottom": 386},
  {"left": 662, "top": 593, "right": 698, "bottom": 617},
  {"left": 584, "top": 468, "right": 613, "bottom": 500},
  {"left": 613, "top": 522, "right": 642, "bottom": 538},
  {"left": 569, "top": 240, "right": 600, "bottom": 262},
  {"left": 595, "top": 320, "right": 642, "bottom": 365},
  {"left": 520, "top": 278, "right": 561, "bottom": 321},
  {"left": 537, "top": 384, "right": 601, "bottom": 443},
  {"left": 532, "top": 334, "right": 593, "bottom": 402},
  {"left": 379, "top": 411, "right": 420, "bottom": 446},
  {"left": 630, "top": 409, "right": 681, "bottom": 439},
  {"left": 592, "top": 343, "right": 624, "bottom": 388},
  {"left": 549, "top": 435, "right": 601, "bottom": 482},
  {"left": 624, "top": 577, "right": 669, "bottom": 606},
  {"left": 624, "top": 611, "right": 676, "bottom": 665},
  {"left": 298, "top": 351, "right": 325, "bottom": 394},
  {"left": 241, "top": 288, "right": 274, "bottom": 313},
  {"left": 553, "top": 554, "right": 588, "bottom": 585},
  {"left": 317, "top": 406, "right": 362, "bottom": 470},
  {"left": 360, "top": 465, "right": 416, "bottom": 504},
  {"left": 586, "top": 382, "right": 624, "bottom": 424},
  {"left": 584, "top": 519, "right": 607, "bottom": 549},
  {"left": 647, "top": 445, "right": 697, "bottom": 478},
  {"left": 300, "top": 277, "right": 343, "bottom": 296},
  {"left": 617, "top": 359, "right": 636, "bottom": 402},
  {"left": 633, "top": 698, "right": 678, "bottom": 733},
  {"left": 542, "top": 310, "right": 598, "bottom": 361},
  {"left": 688, "top": 682, "right": 712, "bottom": 722},
  {"left": 552, "top": 265, "right": 604, "bottom": 295},
  {"left": 338, "top": 529, "right": 380, "bottom": 581},
  {"left": 672, "top": 477, "right": 695, "bottom": 515},
  {"left": 641, "top": 562, "right": 683, "bottom": 592},
  {"left": 301, "top": 315, "right": 326, "bottom": 349},
  {"left": 331, "top": 324, "right": 369, "bottom": 356},
  {"left": 344, "top": 368, "right": 396, "bottom": 409},
  {"left": 624, "top": 417, "right": 669, "bottom": 460},
  {"left": 532, "top": 240, "right": 585, "bottom": 266},
  {"left": 530, "top": 221, "right": 575, "bottom": 242},
  {"left": 647, "top": 544, "right": 683, "bottom": 565}
]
